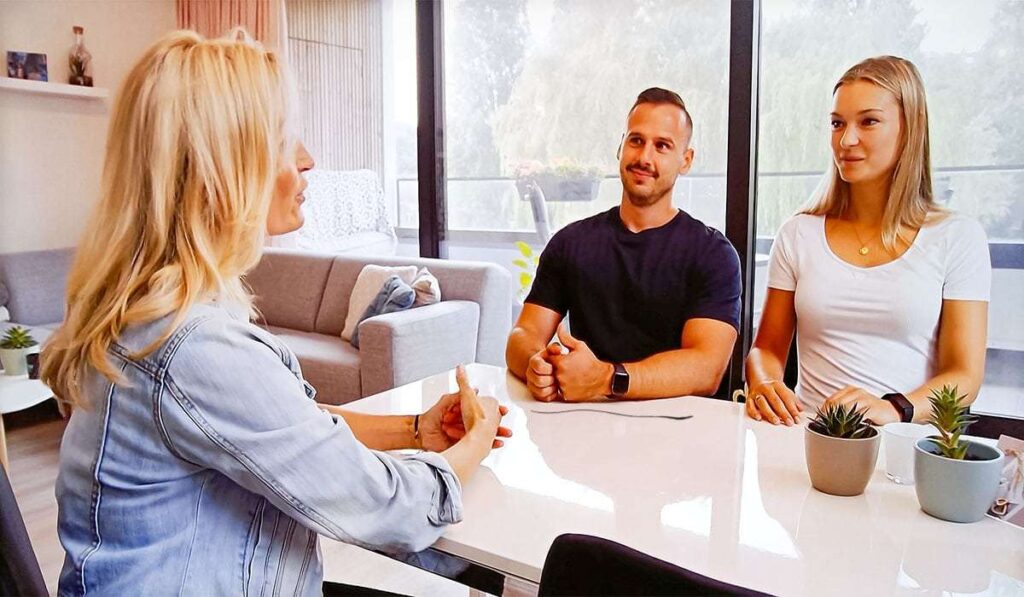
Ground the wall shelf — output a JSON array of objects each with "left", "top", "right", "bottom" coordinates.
[{"left": 0, "top": 77, "right": 108, "bottom": 99}]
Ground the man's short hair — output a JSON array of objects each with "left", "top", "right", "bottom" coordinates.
[{"left": 630, "top": 87, "right": 693, "bottom": 134}]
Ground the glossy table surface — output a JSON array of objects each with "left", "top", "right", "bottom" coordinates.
[
  {"left": 339, "top": 364, "right": 1024, "bottom": 595},
  {"left": 0, "top": 373, "right": 53, "bottom": 414}
]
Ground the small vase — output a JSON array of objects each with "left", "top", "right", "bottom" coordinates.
[{"left": 68, "top": 25, "right": 93, "bottom": 87}]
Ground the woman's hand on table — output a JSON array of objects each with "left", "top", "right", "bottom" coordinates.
[
  {"left": 419, "top": 365, "right": 512, "bottom": 452},
  {"left": 822, "top": 386, "right": 898, "bottom": 426},
  {"left": 746, "top": 379, "right": 802, "bottom": 425}
]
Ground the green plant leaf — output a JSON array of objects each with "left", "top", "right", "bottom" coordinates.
[
  {"left": 809, "top": 402, "right": 873, "bottom": 439},
  {"left": 926, "top": 385, "right": 976, "bottom": 460},
  {"left": 0, "top": 325, "right": 37, "bottom": 349}
]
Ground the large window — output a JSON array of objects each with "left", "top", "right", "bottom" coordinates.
[
  {"left": 285, "top": 0, "right": 417, "bottom": 255},
  {"left": 297, "top": 0, "right": 1022, "bottom": 419},
  {"left": 753, "top": 0, "right": 1023, "bottom": 417},
  {"left": 434, "top": 0, "right": 731, "bottom": 299}
]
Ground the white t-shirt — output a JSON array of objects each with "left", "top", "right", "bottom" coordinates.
[{"left": 767, "top": 212, "right": 991, "bottom": 409}]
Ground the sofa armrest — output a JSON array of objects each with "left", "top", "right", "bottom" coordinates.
[
  {"left": 358, "top": 300, "right": 480, "bottom": 397},
  {"left": 334, "top": 256, "right": 511, "bottom": 367}
]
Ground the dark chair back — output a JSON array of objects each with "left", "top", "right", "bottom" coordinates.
[
  {"left": 538, "top": 534, "right": 772, "bottom": 596},
  {"left": 0, "top": 466, "right": 48, "bottom": 596}
]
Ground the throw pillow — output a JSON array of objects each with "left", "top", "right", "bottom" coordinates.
[
  {"left": 342, "top": 264, "right": 418, "bottom": 341},
  {"left": 351, "top": 275, "right": 416, "bottom": 348},
  {"left": 412, "top": 267, "right": 441, "bottom": 306}
]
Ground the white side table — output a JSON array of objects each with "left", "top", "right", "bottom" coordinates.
[{"left": 0, "top": 373, "right": 55, "bottom": 470}]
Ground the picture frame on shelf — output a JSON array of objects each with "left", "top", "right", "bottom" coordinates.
[{"left": 6, "top": 51, "right": 48, "bottom": 82}]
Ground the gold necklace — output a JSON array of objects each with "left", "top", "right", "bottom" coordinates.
[{"left": 849, "top": 221, "right": 877, "bottom": 256}]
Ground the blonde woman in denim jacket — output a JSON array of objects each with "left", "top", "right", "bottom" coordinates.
[{"left": 41, "top": 30, "right": 509, "bottom": 596}]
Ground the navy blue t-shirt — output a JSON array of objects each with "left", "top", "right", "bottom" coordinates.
[{"left": 525, "top": 207, "right": 741, "bottom": 364}]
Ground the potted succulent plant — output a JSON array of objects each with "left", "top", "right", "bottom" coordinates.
[
  {"left": 914, "top": 385, "right": 1004, "bottom": 523},
  {"left": 805, "top": 402, "right": 880, "bottom": 496},
  {"left": 0, "top": 326, "right": 39, "bottom": 376}
]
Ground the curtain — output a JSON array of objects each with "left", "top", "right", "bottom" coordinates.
[{"left": 177, "top": 0, "right": 288, "bottom": 53}]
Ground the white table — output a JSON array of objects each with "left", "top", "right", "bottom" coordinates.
[
  {"left": 0, "top": 373, "right": 54, "bottom": 470},
  {"left": 329, "top": 364, "right": 1024, "bottom": 596}
]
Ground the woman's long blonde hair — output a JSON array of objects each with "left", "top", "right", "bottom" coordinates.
[
  {"left": 804, "top": 55, "right": 941, "bottom": 249},
  {"left": 42, "top": 29, "right": 292, "bottom": 408}
]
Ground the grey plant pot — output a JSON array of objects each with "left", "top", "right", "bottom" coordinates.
[
  {"left": 914, "top": 438, "right": 1004, "bottom": 523},
  {"left": 805, "top": 425, "right": 880, "bottom": 496}
]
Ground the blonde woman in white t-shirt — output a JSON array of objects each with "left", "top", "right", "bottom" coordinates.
[{"left": 745, "top": 56, "right": 991, "bottom": 426}]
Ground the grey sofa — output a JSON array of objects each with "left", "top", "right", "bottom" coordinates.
[
  {"left": 0, "top": 248, "right": 74, "bottom": 346},
  {"left": 0, "top": 247, "right": 511, "bottom": 405},
  {"left": 245, "top": 248, "right": 511, "bottom": 404}
]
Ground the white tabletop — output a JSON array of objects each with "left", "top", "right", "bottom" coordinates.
[
  {"left": 0, "top": 373, "right": 54, "bottom": 414},
  {"left": 337, "top": 364, "right": 1024, "bottom": 595}
]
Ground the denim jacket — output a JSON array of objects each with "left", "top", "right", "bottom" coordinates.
[{"left": 55, "top": 302, "right": 463, "bottom": 596}]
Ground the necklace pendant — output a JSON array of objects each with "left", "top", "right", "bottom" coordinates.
[{"left": 859, "top": 246, "right": 870, "bottom": 256}]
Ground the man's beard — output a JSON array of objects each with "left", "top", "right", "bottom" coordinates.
[{"left": 624, "top": 182, "right": 671, "bottom": 207}]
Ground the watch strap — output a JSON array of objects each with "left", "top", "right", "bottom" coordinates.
[{"left": 881, "top": 392, "right": 914, "bottom": 423}]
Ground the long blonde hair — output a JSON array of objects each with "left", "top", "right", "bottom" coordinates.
[
  {"left": 42, "top": 29, "right": 292, "bottom": 408},
  {"left": 804, "top": 55, "right": 941, "bottom": 249}
]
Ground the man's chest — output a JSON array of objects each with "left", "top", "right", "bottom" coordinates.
[{"left": 567, "top": 247, "right": 697, "bottom": 311}]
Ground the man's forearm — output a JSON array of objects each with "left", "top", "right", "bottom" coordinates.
[
  {"left": 616, "top": 348, "right": 729, "bottom": 400},
  {"left": 506, "top": 327, "right": 547, "bottom": 380}
]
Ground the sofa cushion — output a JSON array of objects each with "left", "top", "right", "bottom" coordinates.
[
  {"left": 0, "top": 248, "right": 74, "bottom": 326},
  {"left": 310, "top": 253, "right": 512, "bottom": 365},
  {"left": 246, "top": 250, "right": 334, "bottom": 332},
  {"left": 340, "top": 265, "right": 417, "bottom": 341},
  {"left": 316, "top": 258, "right": 439, "bottom": 336},
  {"left": 412, "top": 268, "right": 441, "bottom": 307},
  {"left": 266, "top": 325, "right": 362, "bottom": 405},
  {"left": 315, "top": 259, "right": 365, "bottom": 336},
  {"left": 350, "top": 275, "right": 415, "bottom": 348}
]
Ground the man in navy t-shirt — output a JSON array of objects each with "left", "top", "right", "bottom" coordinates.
[{"left": 506, "top": 87, "right": 741, "bottom": 402}]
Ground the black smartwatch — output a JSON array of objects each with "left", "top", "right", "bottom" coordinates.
[
  {"left": 881, "top": 392, "right": 914, "bottom": 423},
  {"left": 610, "top": 363, "right": 629, "bottom": 398}
]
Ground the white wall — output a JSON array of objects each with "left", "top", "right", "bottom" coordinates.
[{"left": 0, "top": 0, "right": 176, "bottom": 254}]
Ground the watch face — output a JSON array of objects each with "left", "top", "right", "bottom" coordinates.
[{"left": 612, "top": 368, "right": 629, "bottom": 396}]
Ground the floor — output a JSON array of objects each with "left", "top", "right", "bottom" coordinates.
[
  {"left": 5, "top": 408, "right": 472, "bottom": 596},
  {"left": 6, "top": 417, "right": 63, "bottom": 595}
]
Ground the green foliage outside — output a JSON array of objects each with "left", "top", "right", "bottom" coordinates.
[{"left": 437, "top": 0, "right": 1022, "bottom": 242}]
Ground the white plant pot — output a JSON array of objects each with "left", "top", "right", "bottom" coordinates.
[{"left": 0, "top": 347, "right": 29, "bottom": 376}]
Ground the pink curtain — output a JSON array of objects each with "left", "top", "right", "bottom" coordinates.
[{"left": 177, "top": 0, "right": 287, "bottom": 51}]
